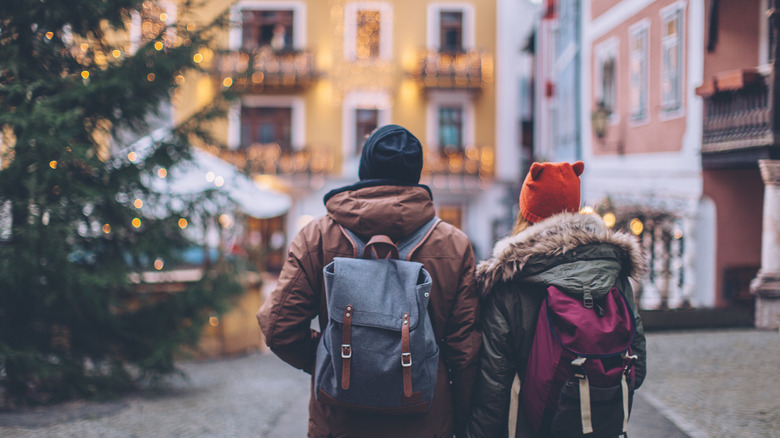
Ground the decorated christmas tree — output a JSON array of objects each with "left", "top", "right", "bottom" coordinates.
[{"left": 0, "top": 0, "right": 244, "bottom": 405}]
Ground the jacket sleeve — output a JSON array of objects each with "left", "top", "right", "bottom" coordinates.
[
  {"left": 441, "top": 244, "right": 481, "bottom": 437},
  {"left": 467, "top": 287, "right": 517, "bottom": 438},
  {"left": 257, "top": 225, "right": 322, "bottom": 374},
  {"left": 619, "top": 277, "right": 647, "bottom": 389}
]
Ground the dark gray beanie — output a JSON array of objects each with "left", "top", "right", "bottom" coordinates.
[{"left": 358, "top": 124, "right": 423, "bottom": 183}]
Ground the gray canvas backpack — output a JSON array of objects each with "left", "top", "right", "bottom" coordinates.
[{"left": 314, "top": 217, "right": 440, "bottom": 414}]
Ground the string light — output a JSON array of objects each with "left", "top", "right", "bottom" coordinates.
[
  {"left": 154, "top": 258, "right": 164, "bottom": 270},
  {"left": 80, "top": 43, "right": 89, "bottom": 51},
  {"left": 222, "top": 77, "right": 233, "bottom": 87},
  {"left": 193, "top": 53, "right": 203, "bottom": 63},
  {"left": 205, "top": 171, "right": 215, "bottom": 182},
  {"left": 178, "top": 218, "right": 188, "bottom": 229},
  {"left": 630, "top": 218, "right": 644, "bottom": 235},
  {"left": 134, "top": 198, "right": 143, "bottom": 208},
  {"left": 128, "top": 152, "right": 137, "bottom": 162},
  {"left": 112, "top": 49, "right": 121, "bottom": 58},
  {"left": 45, "top": 32, "right": 53, "bottom": 40},
  {"left": 147, "top": 73, "right": 155, "bottom": 81},
  {"left": 102, "top": 224, "right": 111, "bottom": 234},
  {"left": 603, "top": 212, "right": 616, "bottom": 228},
  {"left": 209, "top": 316, "right": 219, "bottom": 327},
  {"left": 49, "top": 160, "right": 57, "bottom": 169},
  {"left": 81, "top": 71, "right": 89, "bottom": 79},
  {"left": 157, "top": 168, "right": 167, "bottom": 178},
  {"left": 214, "top": 176, "right": 224, "bottom": 187},
  {"left": 154, "top": 41, "right": 164, "bottom": 51},
  {"left": 132, "top": 218, "right": 142, "bottom": 228}
]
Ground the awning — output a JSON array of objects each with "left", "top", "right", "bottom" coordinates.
[{"left": 120, "top": 128, "right": 291, "bottom": 219}]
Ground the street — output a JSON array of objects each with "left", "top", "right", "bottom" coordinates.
[{"left": 1, "top": 329, "right": 778, "bottom": 437}]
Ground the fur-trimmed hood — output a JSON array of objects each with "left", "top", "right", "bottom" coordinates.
[{"left": 477, "top": 212, "right": 645, "bottom": 296}]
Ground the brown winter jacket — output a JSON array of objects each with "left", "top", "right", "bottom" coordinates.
[{"left": 257, "top": 184, "right": 481, "bottom": 438}]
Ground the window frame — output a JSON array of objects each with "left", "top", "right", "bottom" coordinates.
[
  {"left": 628, "top": 19, "right": 650, "bottom": 124},
  {"left": 659, "top": 2, "right": 685, "bottom": 118},
  {"left": 425, "top": 91, "right": 474, "bottom": 154},
  {"left": 426, "top": 3, "right": 475, "bottom": 51},
  {"left": 343, "top": 2, "right": 393, "bottom": 61},
  {"left": 228, "top": 95, "right": 305, "bottom": 151},
  {"left": 341, "top": 91, "right": 392, "bottom": 164},
  {"left": 229, "top": 1, "right": 307, "bottom": 52},
  {"left": 593, "top": 37, "right": 620, "bottom": 125}
]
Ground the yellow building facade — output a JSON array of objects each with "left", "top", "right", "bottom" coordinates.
[{"left": 173, "top": 0, "right": 499, "bottom": 241}]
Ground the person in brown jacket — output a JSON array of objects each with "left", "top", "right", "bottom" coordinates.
[{"left": 257, "top": 124, "right": 481, "bottom": 438}]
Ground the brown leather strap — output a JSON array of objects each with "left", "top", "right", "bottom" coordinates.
[
  {"left": 401, "top": 312, "right": 412, "bottom": 398},
  {"left": 362, "top": 235, "right": 400, "bottom": 260},
  {"left": 341, "top": 305, "right": 353, "bottom": 390}
]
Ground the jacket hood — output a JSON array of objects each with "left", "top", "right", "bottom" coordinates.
[
  {"left": 325, "top": 184, "right": 435, "bottom": 240},
  {"left": 476, "top": 212, "right": 645, "bottom": 297}
]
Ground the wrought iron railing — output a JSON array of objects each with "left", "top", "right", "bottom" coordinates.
[
  {"left": 212, "top": 47, "right": 317, "bottom": 92},
  {"left": 409, "top": 49, "right": 493, "bottom": 92},
  {"left": 699, "top": 69, "right": 777, "bottom": 152}
]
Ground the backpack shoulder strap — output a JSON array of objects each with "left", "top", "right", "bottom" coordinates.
[
  {"left": 397, "top": 217, "right": 440, "bottom": 261},
  {"left": 338, "top": 217, "right": 440, "bottom": 261}
]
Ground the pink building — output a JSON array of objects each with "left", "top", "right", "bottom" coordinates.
[{"left": 581, "top": 0, "right": 712, "bottom": 310}]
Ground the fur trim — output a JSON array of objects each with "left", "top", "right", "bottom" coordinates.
[{"left": 476, "top": 212, "right": 646, "bottom": 294}]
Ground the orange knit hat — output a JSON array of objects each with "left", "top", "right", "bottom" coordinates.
[{"left": 519, "top": 161, "right": 584, "bottom": 223}]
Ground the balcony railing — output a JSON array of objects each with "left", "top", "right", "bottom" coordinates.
[
  {"left": 200, "top": 143, "right": 334, "bottom": 176},
  {"left": 422, "top": 146, "right": 494, "bottom": 179},
  {"left": 697, "top": 69, "right": 777, "bottom": 153},
  {"left": 409, "top": 49, "right": 493, "bottom": 92},
  {"left": 213, "top": 47, "right": 317, "bottom": 92}
]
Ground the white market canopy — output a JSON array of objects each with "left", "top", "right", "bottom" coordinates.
[{"left": 118, "top": 128, "right": 291, "bottom": 219}]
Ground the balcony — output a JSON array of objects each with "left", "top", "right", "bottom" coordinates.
[
  {"left": 200, "top": 143, "right": 334, "bottom": 178},
  {"left": 213, "top": 47, "right": 317, "bottom": 93},
  {"left": 697, "top": 68, "right": 780, "bottom": 166},
  {"left": 409, "top": 49, "right": 493, "bottom": 92}
]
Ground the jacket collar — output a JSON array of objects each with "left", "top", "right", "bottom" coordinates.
[{"left": 476, "top": 212, "right": 645, "bottom": 294}]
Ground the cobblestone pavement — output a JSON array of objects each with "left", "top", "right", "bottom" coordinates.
[{"left": 1, "top": 328, "right": 778, "bottom": 437}]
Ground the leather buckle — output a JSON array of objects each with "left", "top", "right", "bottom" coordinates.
[
  {"left": 401, "top": 352, "right": 412, "bottom": 367},
  {"left": 341, "top": 344, "right": 352, "bottom": 359}
]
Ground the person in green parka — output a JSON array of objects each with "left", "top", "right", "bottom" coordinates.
[{"left": 467, "top": 161, "right": 647, "bottom": 438}]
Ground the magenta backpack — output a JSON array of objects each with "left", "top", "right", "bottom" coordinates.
[{"left": 522, "top": 285, "right": 637, "bottom": 437}]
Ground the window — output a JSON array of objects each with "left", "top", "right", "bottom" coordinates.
[
  {"left": 426, "top": 91, "right": 474, "bottom": 154},
  {"left": 342, "top": 91, "right": 391, "bottom": 163},
  {"left": 356, "top": 10, "right": 381, "bottom": 59},
  {"left": 438, "top": 205, "right": 463, "bottom": 230},
  {"left": 344, "top": 2, "right": 392, "bottom": 61},
  {"left": 629, "top": 22, "right": 649, "bottom": 121},
  {"left": 427, "top": 3, "right": 474, "bottom": 51},
  {"left": 661, "top": 6, "right": 684, "bottom": 112},
  {"left": 438, "top": 107, "right": 463, "bottom": 151},
  {"left": 594, "top": 38, "right": 619, "bottom": 121},
  {"left": 440, "top": 11, "right": 463, "bottom": 52},
  {"left": 240, "top": 107, "right": 293, "bottom": 152},
  {"left": 241, "top": 10, "right": 294, "bottom": 51},
  {"left": 355, "top": 109, "right": 379, "bottom": 154},
  {"left": 228, "top": 2, "right": 306, "bottom": 52}
]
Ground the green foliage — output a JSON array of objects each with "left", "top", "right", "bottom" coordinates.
[{"left": 0, "top": 0, "right": 243, "bottom": 405}]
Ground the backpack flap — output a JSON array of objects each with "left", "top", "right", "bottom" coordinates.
[
  {"left": 324, "top": 257, "right": 431, "bottom": 330},
  {"left": 546, "top": 286, "right": 635, "bottom": 358}
]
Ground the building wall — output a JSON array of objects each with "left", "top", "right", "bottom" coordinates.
[
  {"left": 172, "top": 0, "right": 508, "bottom": 259},
  {"left": 590, "top": 0, "right": 687, "bottom": 155},
  {"left": 702, "top": 168, "right": 763, "bottom": 307},
  {"left": 702, "top": 0, "right": 762, "bottom": 78},
  {"left": 580, "top": 0, "right": 709, "bottom": 308}
]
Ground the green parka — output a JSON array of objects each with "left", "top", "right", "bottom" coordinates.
[{"left": 467, "top": 212, "right": 647, "bottom": 438}]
